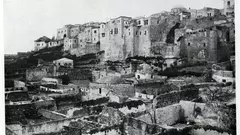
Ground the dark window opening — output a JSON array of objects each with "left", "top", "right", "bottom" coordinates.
[
  {"left": 99, "top": 88, "right": 102, "bottom": 94},
  {"left": 144, "top": 31, "right": 147, "bottom": 35},
  {"left": 140, "top": 31, "right": 141, "bottom": 35},
  {"left": 136, "top": 31, "right": 138, "bottom": 35},
  {"left": 203, "top": 43, "right": 206, "bottom": 47},
  {"left": 144, "top": 20, "right": 149, "bottom": 25},
  {"left": 129, "top": 32, "right": 131, "bottom": 35},
  {"left": 94, "top": 30, "right": 97, "bottom": 33},
  {"left": 110, "top": 29, "right": 113, "bottom": 34},
  {"left": 188, "top": 43, "right": 191, "bottom": 46},
  {"left": 227, "top": 1, "right": 230, "bottom": 6},
  {"left": 102, "top": 33, "right": 105, "bottom": 37},
  {"left": 226, "top": 31, "right": 230, "bottom": 42},
  {"left": 114, "top": 28, "right": 118, "bottom": 34},
  {"left": 222, "top": 79, "right": 226, "bottom": 82},
  {"left": 137, "top": 75, "right": 140, "bottom": 79}
]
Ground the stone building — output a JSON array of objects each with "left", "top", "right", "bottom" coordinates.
[
  {"left": 53, "top": 58, "right": 74, "bottom": 70},
  {"left": 56, "top": 24, "right": 74, "bottom": 39},
  {"left": 34, "top": 36, "right": 51, "bottom": 51},
  {"left": 63, "top": 36, "right": 78, "bottom": 51},
  {"left": 100, "top": 14, "right": 181, "bottom": 61},
  {"left": 188, "top": 7, "right": 221, "bottom": 18},
  {"left": 179, "top": 25, "right": 231, "bottom": 64},
  {"left": 100, "top": 16, "right": 132, "bottom": 61},
  {"left": 223, "top": 0, "right": 234, "bottom": 17}
]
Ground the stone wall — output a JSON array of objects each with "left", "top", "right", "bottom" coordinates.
[
  {"left": 70, "top": 43, "right": 100, "bottom": 57},
  {"left": 26, "top": 68, "right": 48, "bottom": 81},
  {"left": 38, "top": 109, "right": 67, "bottom": 120},
  {"left": 89, "top": 83, "right": 135, "bottom": 97},
  {"left": 153, "top": 89, "right": 199, "bottom": 108},
  {"left": 107, "top": 100, "right": 147, "bottom": 115},
  {"left": 19, "top": 117, "right": 81, "bottom": 135}
]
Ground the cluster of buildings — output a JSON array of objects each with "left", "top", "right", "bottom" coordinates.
[
  {"left": 34, "top": 0, "right": 234, "bottom": 64},
  {"left": 6, "top": 1, "right": 235, "bottom": 135}
]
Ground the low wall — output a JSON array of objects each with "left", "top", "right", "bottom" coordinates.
[
  {"left": 20, "top": 117, "right": 82, "bottom": 135},
  {"left": 89, "top": 83, "right": 135, "bottom": 97},
  {"left": 153, "top": 89, "right": 199, "bottom": 108},
  {"left": 189, "top": 128, "right": 231, "bottom": 135},
  {"left": 107, "top": 100, "right": 146, "bottom": 115},
  {"left": 34, "top": 99, "right": 56, "bottom": 110},
  {"left": 38, "top": 109, "right": 67, "bottom": 120},
  {"left": 125, "top": 117, "right": 165, "bottom": 135}
]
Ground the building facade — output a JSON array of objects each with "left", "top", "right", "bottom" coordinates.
[{"left": 34, "top": 36, "right": 51, "bottom": 51}]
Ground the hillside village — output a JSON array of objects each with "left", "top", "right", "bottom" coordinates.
[{"left": 5, "top": 0, "right": 236, "bottom": 135}]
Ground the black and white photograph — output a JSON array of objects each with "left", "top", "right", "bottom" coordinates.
[{"left": 3, "top": 0, "right": 237, "bottom": 134}]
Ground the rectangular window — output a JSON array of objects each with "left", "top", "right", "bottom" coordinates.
[
  {"left": 94, "top": 30, "right": 97, "bottom": 33},
  {"left": 129, "top": 32, "right": 130, "bottom": 35},
  {"left": 110, "top": 29, "right": 113, "bottom": 34},
  {"left": 144, "top": 20, "right": 149, "bottom": 25},
  {"left": 114, "top": 28, "right": 118, "bottom": 34},
  {"left": 80, "top": 39, "right": 82, "bottom": 42},
  {"left": 136, "top": 31, "right": 138, "bottom": 35},
  {"left": 144, "top": 31, "right": 147, "bottom": 35}
]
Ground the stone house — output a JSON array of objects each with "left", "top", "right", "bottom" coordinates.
[
  {"left": 53, "top": 58, "right": 74, "bottom": 70},
  {"left": 188, "top": 7, "right": 221, "bottom": 18},
  {"left": 34, "top": 36, "right": 51, "bottom": 51},
  {"left": 179, "top": 25, "right": 231, "bottom": 64},
  {"left": 100, "top": 16, "right": 132, "bottom": 61},
  {"left": 56, "top": 24, "right": 75, "bottom": 39},
  {"left": 223, "top": 0, "right": 234, "bottom": 17},
  {"left": 63, "top": 36, "right": 78, "bottom": 51}
]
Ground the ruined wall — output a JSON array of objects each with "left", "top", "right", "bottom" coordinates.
[{"left": 20, "top": 117, "right": 81, "bottom": 135}]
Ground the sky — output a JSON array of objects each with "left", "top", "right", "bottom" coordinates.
[{"left": 3, "top": 0, "right": 223, "bottom": 54}]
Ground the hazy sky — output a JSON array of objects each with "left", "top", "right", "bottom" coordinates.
[{"left": 4, "top": 0, "right": 223, "bottom": 54}]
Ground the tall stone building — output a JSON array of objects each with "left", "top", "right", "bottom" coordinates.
[{"left": 223, "top": 0, "right": 234, "bottom": 17}]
